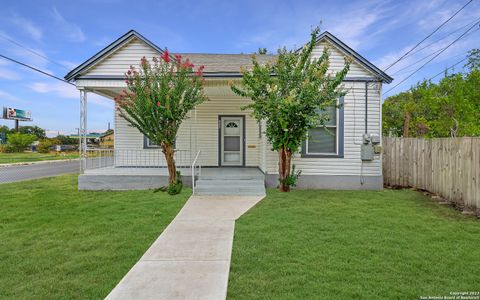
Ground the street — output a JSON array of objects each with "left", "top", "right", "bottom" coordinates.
[{"left": 0, "top": 160, "right": 79, "bottom": 184}]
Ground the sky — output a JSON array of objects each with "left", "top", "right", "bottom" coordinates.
[{"left": 0, "top": 0, "right": 479, "bottom": 136}]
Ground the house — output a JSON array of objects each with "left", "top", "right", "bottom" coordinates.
[
  {"left": 65, "top": 30, "right": 392, "bottom": 193},
  {"left": 69, "top": 133, "right": 103, "bottom": 147},
  {"left": 99, "top": 130, "right": 114, "bottom": 149}
]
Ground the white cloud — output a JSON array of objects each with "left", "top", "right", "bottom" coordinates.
[
  {"left": 28, "top": 82, "right": 113, "bottom": 108},
  {"left": 8, "top": 14, "right": 42, "bottom": 41},
  {"left": 0, "top": 90, "right": 30, "bottom": 104},
  {"left": 0, "top": 60, "right": 21, "bottom": 80},
  {"left": 9, "top": 47, "right": 54, "bottom": 75},
  {"left": 58, "top": 60, "right": 79, "bottom": 69},
  {"left": 51, "top": 7, "right": 86, "bottom": 42}
]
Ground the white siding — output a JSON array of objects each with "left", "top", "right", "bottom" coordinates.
[
  {"left": 83, "top": 37, "right": 160, "bottom": 77},
  {"left": 262, "top": 81, "right": 382, "bottom": 176},
  {"left": 115, "top": 86, "right": 260, "bottom": 167},
  {"left": 84, "top": 34, "right": 382, "bottom": 178},
  {"left": 313, "top": 40, "right": 372, "bottom": 78}
]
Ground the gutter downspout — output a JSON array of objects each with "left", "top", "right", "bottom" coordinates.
[{"left": 365, "top": 82, "right": 368, "bottom": 134}]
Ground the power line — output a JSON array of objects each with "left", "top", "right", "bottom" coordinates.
[
  {"left": 383, "top": 19, "right": 480, "bottom": 96},
  {"left": 400, "top": 17, "right": 480, "bottom": 61},
  {"left": 0, "top": 33, "right": 69, "bottom": 70},
  {"left": 427, "top": 56, "right": 469, "bottom": 81},
  {"left": 390, "top": 25, "right": 480, "bottom": 76},
  {"left": 0, "top": 53, "right": 74, "bottom": 86},
  {"left": 383, "top": 0, "right": 474, "bottom": 71}
]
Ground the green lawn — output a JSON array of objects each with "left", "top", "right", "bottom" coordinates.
[
  {"left": 0, "top": 152, "right": 78, "bottom": 164},
  {"left": 0, "top": 174, "right": 190, "bottom": 299},
  {"left": 228, "top": 189, "right": 480, "bottom": 299}
]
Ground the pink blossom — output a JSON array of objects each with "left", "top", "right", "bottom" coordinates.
[
  {"left": 175, "top": 54, "right": 182, "bottom": 64},
  {"left": 156, "top": 101, "right": 161, "bottom": 107},
  {"left": 162, "top": 49, "right": 170, "bottom": 63},
  {"left": 196, "top": 65, "right": 205, "bottom": 76}
]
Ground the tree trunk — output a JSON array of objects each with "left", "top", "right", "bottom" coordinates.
[
  {"left": 162, "top": 144, "right": 177, "bottom": 184},
  {"left": 278, "top": 147, "right": 292, "bottom": 192},
  {"left": 402, "top": 110, "right": 410, "bottom": 137}
]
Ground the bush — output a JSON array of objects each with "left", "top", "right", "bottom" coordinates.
[
  {"left": 280, "top": 165, "right": 302, "bottom": 188},
  {"left": 167, "top": 171, "right": 183, "bottom": 195},
  {"left": 38, "top": 139, "right": 54, "bottom": 153},
  {"left": 6, "top": 133, "right": 36, "bottom": 152}
]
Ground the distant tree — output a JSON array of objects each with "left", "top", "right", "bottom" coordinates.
[
  {"left": 5, "top": 133, "right": 36, "bottom": 152},
  {"left": 0, "top": 125, "right": 9, "bottom": 135},
  {"left": 15, "top": 125, "right": 46, "bottom": 139},
  {"left": 55, "top": 135, "right": 77, "bottom": 145},
  {"left": 383, "top": 63, "right": 480, "bottom": 137},
  {"left": 257, "top": 47, "right": 268, "bottom": 55},
  {"left": 38, "top": 139, "right": 55, "bottom": 153},
  {"left": 465, "top": 48, "right": 480, "bottom": 71}
]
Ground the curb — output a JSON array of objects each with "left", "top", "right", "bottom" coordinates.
[{"left": 0, "top": 158, "right": 80, "bottom": 167}]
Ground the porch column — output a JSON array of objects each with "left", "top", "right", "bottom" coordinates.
[{"left": 79, "top": 89, "right": 87, "bottom": 173}]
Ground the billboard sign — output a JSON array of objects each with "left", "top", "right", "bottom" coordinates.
[{"left": 2, "top": 107, "right": 32, "bottom": 121}]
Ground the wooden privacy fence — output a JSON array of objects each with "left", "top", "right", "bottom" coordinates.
[{"left": 383, "top": 137, "right": 480, "bottom": 212}]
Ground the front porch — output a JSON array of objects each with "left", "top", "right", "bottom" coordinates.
[{"left": 80, "top": 166, "right": 266, "bottom": 195}]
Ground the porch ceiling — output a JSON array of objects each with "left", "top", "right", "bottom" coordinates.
[{"left": 79, "top": 78, "right": 244, "bottom": 100}]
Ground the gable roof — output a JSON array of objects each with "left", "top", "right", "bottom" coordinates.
[
  {"left": 65, "top": 30, "right": 393, "bottom": 83},
  {"left": 64, "top": 30, "right": 165, "bottom": 81},
  {"left": 310, "top": 31, "right": 393, "bottom": 83}
]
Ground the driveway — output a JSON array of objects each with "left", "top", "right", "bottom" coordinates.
[{"left": 105, "top": 195, "right": 264, "bottom": 300}]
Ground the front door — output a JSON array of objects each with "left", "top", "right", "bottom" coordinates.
[{"left": 220, "top": 116, "right": 244, "bottom": 166}]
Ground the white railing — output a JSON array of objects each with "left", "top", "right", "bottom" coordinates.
[
  {"left": 191, "top": 150, "right": 202, "bottom": 194},
  {"left": 85, "top": 148, "right": 114, "bottom": 170},
  {"left": 84, "top": 149, "right": 191, "bottom": 170}
]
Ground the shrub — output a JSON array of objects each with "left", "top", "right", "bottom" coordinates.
[
  {"left": 38, "top": 139, "right": 54, "bottom": 153},
  {"left": 280, "top": 165, "right": 301, "bottom": 188},
  {"left": 167, "top": 171, "right": 183, "bottom": 195},
  {"left": 6, "top": 133, "right": 36, "bottom": 152}
]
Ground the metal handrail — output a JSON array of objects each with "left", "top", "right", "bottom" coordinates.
[{"left": 191, "top": 150, "right": 201, "bottom": 194}]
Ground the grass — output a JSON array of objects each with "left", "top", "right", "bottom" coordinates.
[
  {"left": 0, "top": 152, "right": 78, "bottom": 164},
  {"left": 0, "top": 174, "right": 190, "bottom": 299},
  {"left": 228, "top": 188, "right": 480, "bottom": 299}
]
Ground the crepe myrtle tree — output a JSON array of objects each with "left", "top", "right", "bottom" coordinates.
[
  {"left": 114, "top": 50, "right": 207, "bottom": 194},
  {"left": 231, "top": 27, "right": 351, "bottom": 192}
]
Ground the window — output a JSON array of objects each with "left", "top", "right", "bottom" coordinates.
[
  {"left": 144, "top": 136, "right": 176, "bottom": 149},
  {"left": 302, "top": 96, "right": 344, "bottom": 158},
  {"left": 306, "top": 106, "right": 338, "bottom": 154}
]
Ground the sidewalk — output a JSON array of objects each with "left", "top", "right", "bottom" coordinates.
[{"left": 105, "top": 194, "right": 264, "bottom": 300}]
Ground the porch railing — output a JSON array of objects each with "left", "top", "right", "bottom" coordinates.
[
  {"left": 191, "top": 150, "right": 202, "bottom": 194},
  {"left": 84, "top": 149, "right": 191, "bottom": 170}
]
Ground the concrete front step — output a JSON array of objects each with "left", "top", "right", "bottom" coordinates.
[
  {"left": 196, "top": 179, "right": 265, "bottom": 187},
  {"left": 199, "top": 175, "right": 264, "bottom": 180},
  {"left": 195, "top": 188, "right": 265, "bottom": 196},
  {"left": 195, "top": 179, "right": 265, "bottom": 196}
]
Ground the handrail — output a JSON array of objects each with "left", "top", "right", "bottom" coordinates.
[{"left": 191, "top": 150, "right": 201, "bottom": 194}]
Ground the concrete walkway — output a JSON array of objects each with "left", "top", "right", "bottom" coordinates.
[{"left": 105, "top": 194, "right": 264, "bottom": 300}]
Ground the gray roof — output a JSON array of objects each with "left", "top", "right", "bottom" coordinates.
[{"left": 175, "top": 53, "right": 276, "bottom": 73}]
